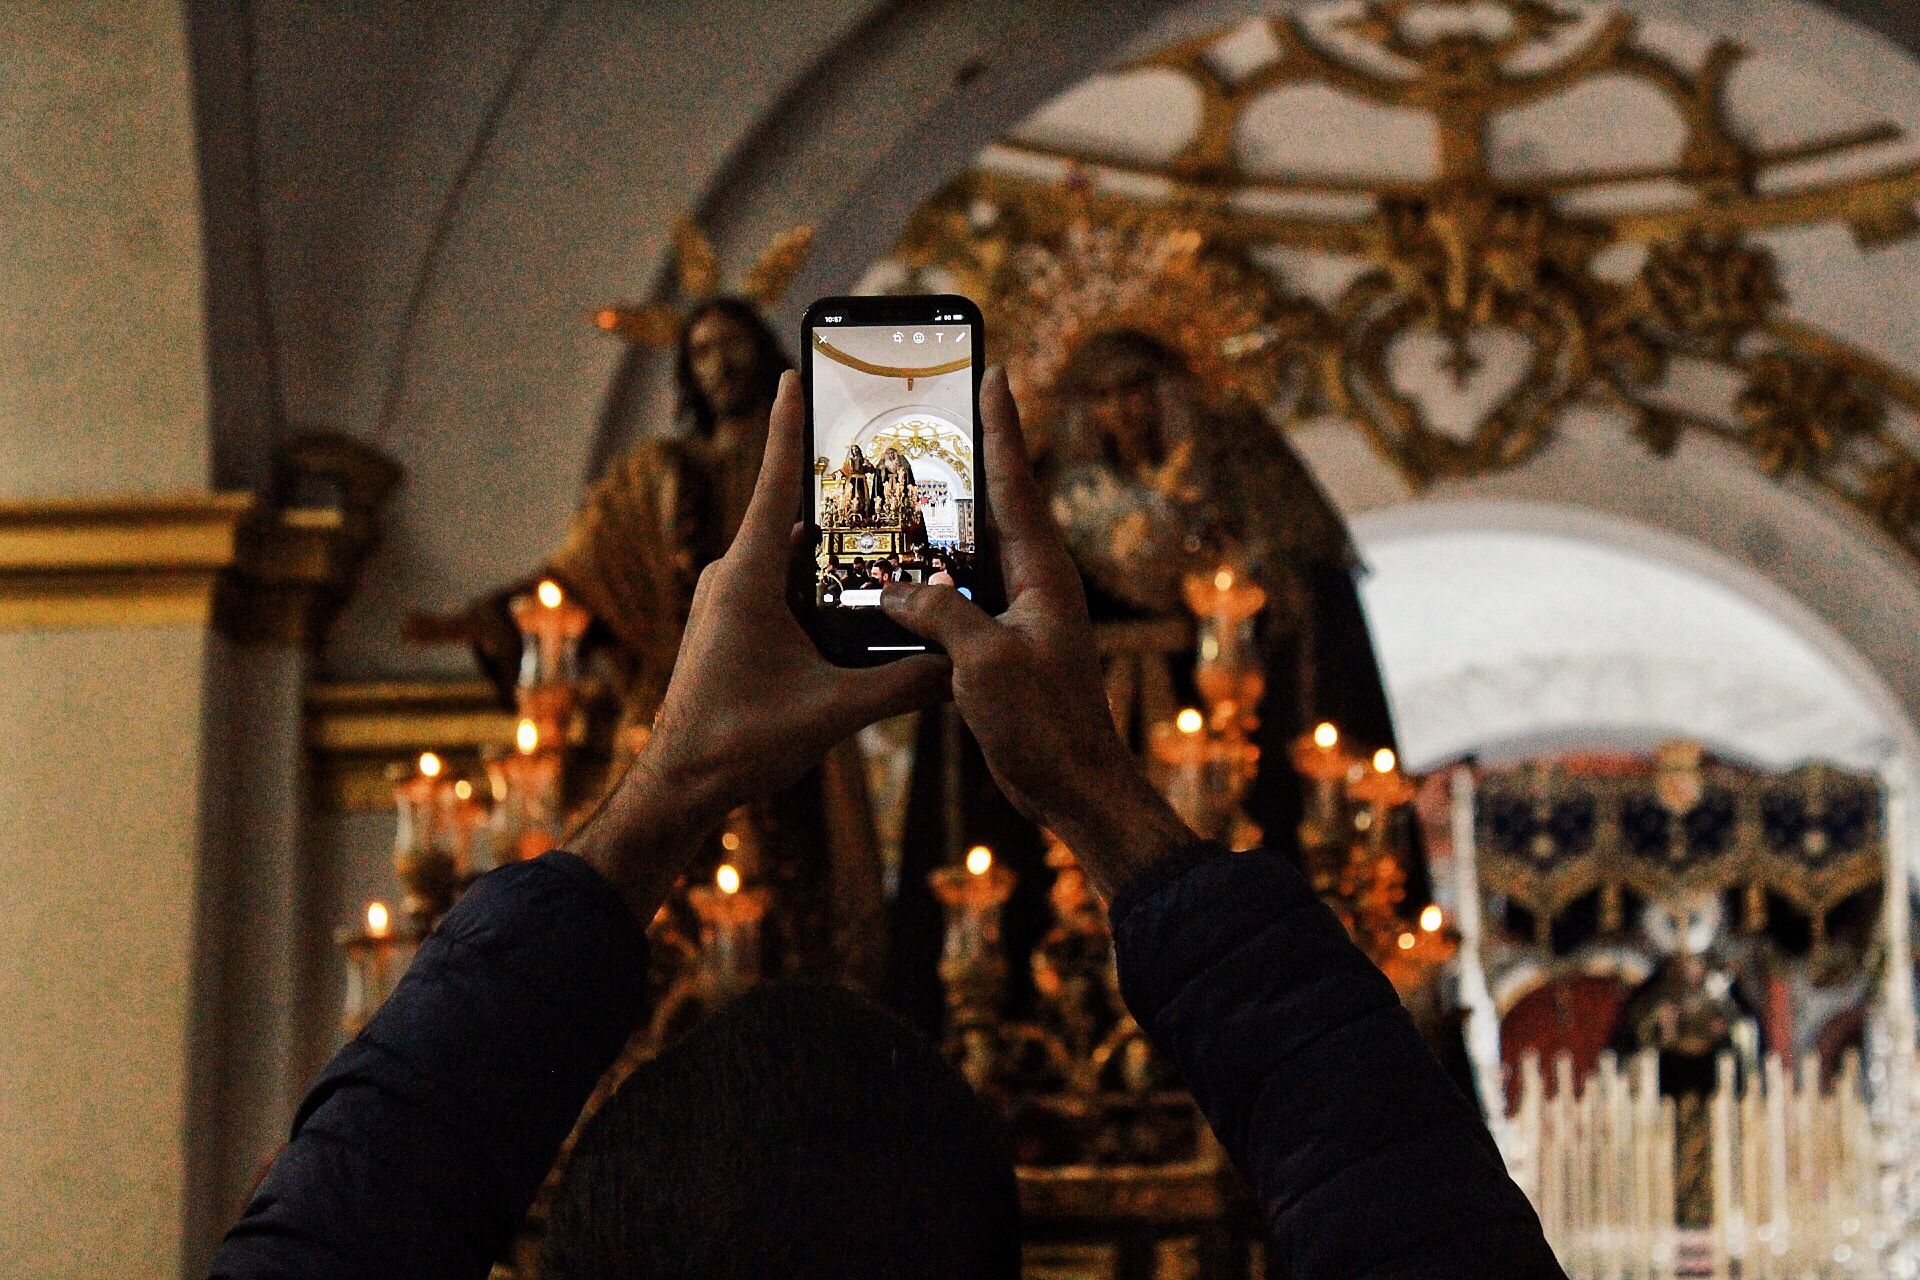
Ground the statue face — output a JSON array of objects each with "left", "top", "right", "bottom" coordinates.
[
  {"left": 1067, "top": 356, "right": 1162, "bottom": 469},
  {"left": 685, "top": 309, "right": 766, "bottom": 419}
]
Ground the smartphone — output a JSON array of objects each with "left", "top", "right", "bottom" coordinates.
[{"left": 801, "top": 294, "right": 991, "bottom": 666}]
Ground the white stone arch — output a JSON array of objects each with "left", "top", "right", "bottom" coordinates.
[{"left": 1348, "top": 497, "right": 1920, "bottom": 781}]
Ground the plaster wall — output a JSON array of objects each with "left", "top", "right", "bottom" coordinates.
[
  {"left": 0, "top": 2, "right": 209, "bottom": 498},
  {"left": 0, "top": 5, "right": 231, "bottom": 1274},
  {"left": 0, "top": 628, "right": 209, "bottom": 1277}
]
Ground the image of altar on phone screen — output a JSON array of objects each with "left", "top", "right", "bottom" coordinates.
[{"left": 811, "top": 323, "right": 977, "bottom": 609}]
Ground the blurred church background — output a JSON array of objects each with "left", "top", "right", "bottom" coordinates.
[{"left": 16, "top": 1, "right": 1920, "bottom": 1276}]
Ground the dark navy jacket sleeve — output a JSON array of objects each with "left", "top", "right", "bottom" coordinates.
[
  {"left": 209, "top": 851, "right": 648, "bottom": 1280},
  {"left": 1110, "top": 844, "right": 1566, "bottom": 1280}
]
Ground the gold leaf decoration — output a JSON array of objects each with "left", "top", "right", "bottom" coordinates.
[
  {"left": 593, "top": 303, "right": 684, "bottom": 349},
  {"left": 876, "top": 0, "right": 1920, "bottom": 566},
  {"left": 672, "top": 219, "right": 722, "bottom": 300},
  {"left": 740, "top": 223, "right": 816, "bottom": 306}
]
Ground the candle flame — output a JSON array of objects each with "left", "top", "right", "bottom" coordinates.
[
  {"left": 716, "top": 863, "right": 741, "bottom": 895},
  {"left": 536, "top": 578, "right": 564, "bottom": 608},
  {"left": 418, "top": 751, "right": 443, "bottom": 778},
  {"left": 720, "top": 831, "right": 741, "bottom": 852},
  {"left": 453, "top": 779, "right": 473, "bottom": 801},
  {"left": 516, "top": 718, "right": 539, "bottom": 754},
  {"left": 966, "top": 845, "right": 993, "bottom": 876},
  {"left": 1397, "top": 931, "right": 1416, "bottom": 951},
  {"left": 1175, "top": 707, "right": 1204, "bottom": 735},
  {"left": 1313, "top": 722, "right": 1339, "bottom": 749},
  {"left": 366, "top": 901, "right": 391, "bottom": 937},
  {"left": 594, "top": 308, "right": 620, "bottom": 332},
  {"left": 1420, "top": 904, "right": 1444, "bottom": 933},
  {"left": 1213, "top": 567, "right": 1234, "bottom": 590},
  {"left": 1373, "top": 747, "right": 1397, "bottom": 774}
]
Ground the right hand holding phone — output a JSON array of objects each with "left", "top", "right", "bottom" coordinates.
[{"left": 882, "top": 368, "right": 1196, "bottom": 902}]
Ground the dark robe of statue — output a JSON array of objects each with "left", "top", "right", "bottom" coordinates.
[
  {"left": 470, "top": 297, "right": 886, "bottom": 991},
  {"left": 885, "top": 329, "right": 1424, "bottom": 1034}
]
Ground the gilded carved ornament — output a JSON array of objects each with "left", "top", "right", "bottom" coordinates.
[{"left": 890, "top": 0, "right": 1920, "bottom": 563}]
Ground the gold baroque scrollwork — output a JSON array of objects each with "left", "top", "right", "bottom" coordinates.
[
  {"left": 865, "top": 418, "right": 976, "bottom": 494},
  {"left": 890, "top": 0, "right": 1920, "bottom": 562}
]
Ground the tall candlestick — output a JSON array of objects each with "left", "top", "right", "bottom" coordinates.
[{"left": 930, "top": 850, "right": 1018, "bottom": 1090}]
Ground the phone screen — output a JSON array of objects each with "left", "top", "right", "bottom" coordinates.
[{"left": 807, "top": 315, "right": 979, "bottom": 614}]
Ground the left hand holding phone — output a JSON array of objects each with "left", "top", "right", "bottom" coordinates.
[{"left": 570, "top": 370, "right": 952, "bottom": 923}]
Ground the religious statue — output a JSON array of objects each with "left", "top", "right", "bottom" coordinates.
[
  {"left": 1611, "top": 892, "right": 1759, "bottom": 1225},
  {"left": 1040, "top": 328, "right": 1427, "bottom": 899},
  {"left": 876, "top": 446, "right": 915, "bottom": 518},
  {"left": 469, "top": 226, "right": 887, "bottom": 991},
  {"left": 834, "top": 445, "right": 877, "bottom": 525}
]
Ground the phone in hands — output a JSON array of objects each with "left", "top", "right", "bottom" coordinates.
[{"left": 800, "top": 294, "right": 995, "bottom": 666}]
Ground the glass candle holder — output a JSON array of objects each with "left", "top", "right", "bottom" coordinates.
[
  {"left": 390, "top": 753, "right": 468, "bottom": 929},
  {"left": 686, "top": 865, "right": 771, "bottom": 1004},
  {"left": 1289, "top": 721, "right": 1356, "bottom": 889},
  {"left": 483, "top": 718, "right": 563, "bottom": 862},
  {"left": 1150, "top": 709, "right": 1259, "bottom": 844},
  {"left": 337, "top": 900, "right": 411, "bottom": 1037},
  {"left": 510, "top": 579, "right": 591, "bottom": 688},
  {"left": 1347, "top": 746, "right": 1415, "bottom": 854},
  {"left": 1182, "top": 566, "right": 1267, "bottom": 735},
  {"left": 930, "top": 849, "right": 1017, "bottom": 1023}
]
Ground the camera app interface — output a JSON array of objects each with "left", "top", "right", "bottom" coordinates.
[{"left": 810, "top": 318, "right": 977, "bottom": 609}]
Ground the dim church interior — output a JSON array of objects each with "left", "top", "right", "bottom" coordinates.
[{"left": 18, "top": 0, "right": 1920, "bottom": 1276}]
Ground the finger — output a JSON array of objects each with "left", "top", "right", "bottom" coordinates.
[
  {"left": 980, "top": 366, "right": 1077, "bottom": 598},
  {"left": 732, "top": 369, "right": 804, "bottom": 572},
  {"left": 881, "top": 580, "right": 998, "bottom": 654},
  {"left": 825, "top": 653, "right": 952, "bottom": 733}
]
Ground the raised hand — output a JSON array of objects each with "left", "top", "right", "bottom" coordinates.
[
  {"left": 882, "top": 367, "right": 1194, "bottom": 900},
  {"left": 573, "top": 371, "right": 950, "bottom": 920}
]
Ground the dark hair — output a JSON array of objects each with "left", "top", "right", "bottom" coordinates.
[
  {"left": 543, "top": 984, "right": 1021, "bottom": 1280},
  {"left": 674, "top": 296, "right": 794, "bottom": 435}
]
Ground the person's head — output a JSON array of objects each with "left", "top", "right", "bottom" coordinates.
[
  {"left": 874, "top": 564, "right": 894, "bottom": 583},
  {"left": 543, "top": 984, "right": 1020, "bottom": 1280},
  {"left": 1056, "top": 329, "right": 1192, "bottom": 470},
  {"left": 676, "top": 297, "right": 792, "bottom": 433},
  {"left": 851, "top": 557, "right": 867, "bottom": 574}
]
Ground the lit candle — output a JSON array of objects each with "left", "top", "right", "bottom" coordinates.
[
  {"left": 418, "top": 751, "right": 443, "bottom": 778},
  {"left": 516, "top": 717, "right": 539, "bottom": 755},
  {"left": 929, "top": 854, "right": 1017, "bottom": 1037},
  {"left": 1419, "top": 904, "right": 1443, "bottom": 932},
  {"left": 366, "top": 900, "right": 390, "bottom": 938},
  {"left": 510, "top": 578, "right": 590, "bottom": 686},
  {"left": 688, "top": 865, "right": 769, "bottom": 1001}
]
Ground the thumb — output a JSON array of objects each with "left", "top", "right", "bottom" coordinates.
[{"left": 881, "top": 581, "right": 997, "bottom": 654}]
